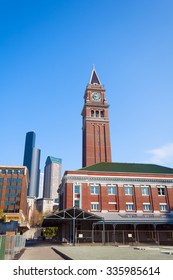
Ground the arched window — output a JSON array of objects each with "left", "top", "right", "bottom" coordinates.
[
  {"left": 101, "top": 110, "right": 104, "bottom": 118},
  {"left": 91, "top": 110, "right": 94, "bottom": 117},
  {"left": 96, "top": 111, "right": 99, "bottom": 117}
]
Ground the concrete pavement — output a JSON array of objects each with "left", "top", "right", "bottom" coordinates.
[
  {"left": 18, "top": 242, "right": 173, "bottom": 260},
  {"left": 19, "top": 246, "right": 63, "bottom": 260}
]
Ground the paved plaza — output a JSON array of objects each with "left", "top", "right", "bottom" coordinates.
[{"left": 18, "top": 243, "right": 173, "bottom": 260}]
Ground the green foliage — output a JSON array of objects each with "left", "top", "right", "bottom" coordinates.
[
  {"left": 43, "top": 227, "right": 58, "bottom": 238},
  {"left": 0, "top": 209, "right": 5, "bottom": 221}
]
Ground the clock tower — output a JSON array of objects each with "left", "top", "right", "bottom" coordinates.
[{"left": 82, "top": 67, "right": 112, "bottom": 167}]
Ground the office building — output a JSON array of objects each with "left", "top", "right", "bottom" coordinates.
[
  {"left": 0, "top": 165, "right": 29, "bottom": 231},
  {"left": 43, "top": 156, "right": 62, "bottom": 202},
  {"left": 23, "top": 131, "right": 41, "bottom": 197}
]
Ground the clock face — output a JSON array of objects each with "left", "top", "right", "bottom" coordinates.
[{"left": 91, "top": 92, "right": 101, "bottom": 101}]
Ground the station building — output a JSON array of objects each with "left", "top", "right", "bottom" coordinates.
[{"left": 43, "top": 68, "right": 173, "bottom": 245}]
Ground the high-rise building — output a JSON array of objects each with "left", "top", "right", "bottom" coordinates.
[
  {"left": 81, "top": 66, "right": 112, "bottom": 167},
  {"left": 23, "top": 131, "right": 40, "bottom": 197},
  {"left": 29, "top": 147, "right": 41, "bottom": 197},
  {"left": 38, "top": 172, "right": 44, "bottom": 198},
  {"left": 23, "top": 131, "right": 35, "bottom": 176},
  {"left": 43, "top": 156, "right": 62, "bottom": 202}
]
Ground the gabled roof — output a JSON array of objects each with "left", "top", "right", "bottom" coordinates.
[
  {"left": 42, "top": 207, "right": 103, "bottom": 227},
  {"left": 79, "top": 162, "right": 173, "bottom": 175},
  {"left": 89, "top": 66, "right": 101, "bottom": 85}
]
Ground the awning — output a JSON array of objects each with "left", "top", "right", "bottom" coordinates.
[{"left": 42, "top": 206, "right": 103, "bottom": 227}]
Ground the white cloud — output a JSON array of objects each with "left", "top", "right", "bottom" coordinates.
[{"left": 146, "top": 142, "right": 173, "bottom": 166}]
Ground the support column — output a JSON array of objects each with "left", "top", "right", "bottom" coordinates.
[
  {"left": 102, "top": 221, "right": 105, "bottom": 245},
  {"left": 73, "top": 218, "right": 76, "bottom": 246}
]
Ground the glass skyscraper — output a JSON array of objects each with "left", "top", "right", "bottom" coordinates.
[
  {"left": 43, "top": 156, "right": 62, "bottom": 202},
  {"left": 23, "top": 131, "right": 41, "bottom": 197}
]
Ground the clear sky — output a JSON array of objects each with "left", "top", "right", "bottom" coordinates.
[{"left": 0, "top": 0, "right": 173, "bottom": 174}]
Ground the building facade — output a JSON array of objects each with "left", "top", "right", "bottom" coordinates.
[
  {"left": 0, "top": 165, "right": 29, "bottom": 231},
  {"left": 43, "top": 156, "right": 62, "bottom": 202},
  {"left": 59, "top": 162, "right": 173, "bottom": 214},
  {"left": 23, "top": 131, "right": 41, "bottom": 197}
]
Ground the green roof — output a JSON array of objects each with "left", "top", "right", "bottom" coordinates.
[{"left": 79, "top": 162, "right": 173, "bottom": 174}]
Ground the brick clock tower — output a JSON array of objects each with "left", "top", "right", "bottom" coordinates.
[{"left": 82, "top": 67, "right": 112, "bottom": 167}]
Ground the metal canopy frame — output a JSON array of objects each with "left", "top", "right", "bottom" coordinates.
[{"left": 42, "top": 207, "right": 103, "bottom": 245}]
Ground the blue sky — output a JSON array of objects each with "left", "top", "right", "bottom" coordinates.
[{"left": 0, "top": 0, "right": 173, "bottom": 173}]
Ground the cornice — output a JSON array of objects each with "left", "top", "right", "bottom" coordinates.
[{"left": 62, "top": 174, "right": 173, "bottom": 185}]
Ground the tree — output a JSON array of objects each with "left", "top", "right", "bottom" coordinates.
[
  {"left": 0, "top": 209, "right": 5, "bottom": 221},
  {"left": 43, "top": 227, "right": 58, "bottom": 239}
]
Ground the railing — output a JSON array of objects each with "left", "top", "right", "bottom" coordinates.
[{"left": 0, "top": 234, "right": 26, "bottom": 260}]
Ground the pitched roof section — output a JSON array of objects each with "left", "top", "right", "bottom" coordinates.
[
  {"left": 89, "top": 66, "right": 101, "bottom": 85},
  {"left": 46, "top": 156, "right": 62, "bottom": 165},
  {"left": 79, "top": 162, "right": 173, "bottom": 175}
]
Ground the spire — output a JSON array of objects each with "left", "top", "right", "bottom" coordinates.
[{"left": 89, "top": 65, "right": 101, "bottom": 85}]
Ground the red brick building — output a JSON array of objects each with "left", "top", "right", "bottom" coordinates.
[
  {"left": 59, "top": 162, "right": 173, "bottom": 215},
  {"left": 43, "top": 68, "right": 173, "bottom": 245}
]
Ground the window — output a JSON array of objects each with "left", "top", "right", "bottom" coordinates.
[
  {"left": 8, "top": 170, "right": 12, "bottom": 174},
  {"left": 143, "top": 203, "right": 151, "bottom": 211},
  {"left": 74, "top": 199, "right": 80, "bottom": 208},
  {"left": 91, "top": 110, "right": 94, "bottom": 117},
  {"left": 124, "top": 185, "right": 133, "bottom": 195},
  {"left": 126, "top": 203, "right": 134, "bottom": 211},
  {"left": 96, "top": 111, "right": 99, "bottom": 117},
  {"left": 91, "top": 203, "right": 99, "bottom": 211},
  {"left": 141, "top": 186, "right": 149, "bottom": 196},
  {"left": 160, "top": 204, "right": 168, "bottom": 212},
  {"left": 158, "top": 187, "right": 165, "bottom": 196},
  {"left": 100, "top": 110, "right": 104, "bottom": 118},
  {"left": 108, "top": 186, "right": 116, "bottom": 195},
  {"left": 90, "top": 185, "right": 99, "bottom": 195},
  {"left": 74, "top": 185, "right": 80, "bottom": 194}
]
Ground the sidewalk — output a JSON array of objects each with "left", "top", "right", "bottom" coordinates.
[{"left": 18, "top": 246, "right": 63, "bottom": 260}]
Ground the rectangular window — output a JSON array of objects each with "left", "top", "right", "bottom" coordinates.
[
  {"left": 126, "top": 203, "right": 134, "bottom": 211},
  {"left": 91, "top": 203, "right": 99, "bottom": 211},
  {"left": 7, "top": 178, "right": 22, "bottom": 183},
  {"left": 124, "top": 185, "right": 133, "bottom": 195},
  {"left": 141, "top": 186, "right": 149, "bottom": 196},
  {"left": 108, "top": 186, "right": 116, "bottom": 195},
  {"left": 74, "top": 185, "right": 80, "bottom": 194},
  {"left": 158, "top": 187, "right": 165, "bottom": 196},
  {"left": 143, "top": 203, "right": 151, "bottom": 211},
  {"left": 74, "top": 199, "right": 80, "bottom": 208},
  {"left": 90, "top": 185, "right": 99, "bottom": 195},
  {"left": 160, "top": 204, "right": 168, "bottom": 212}
]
